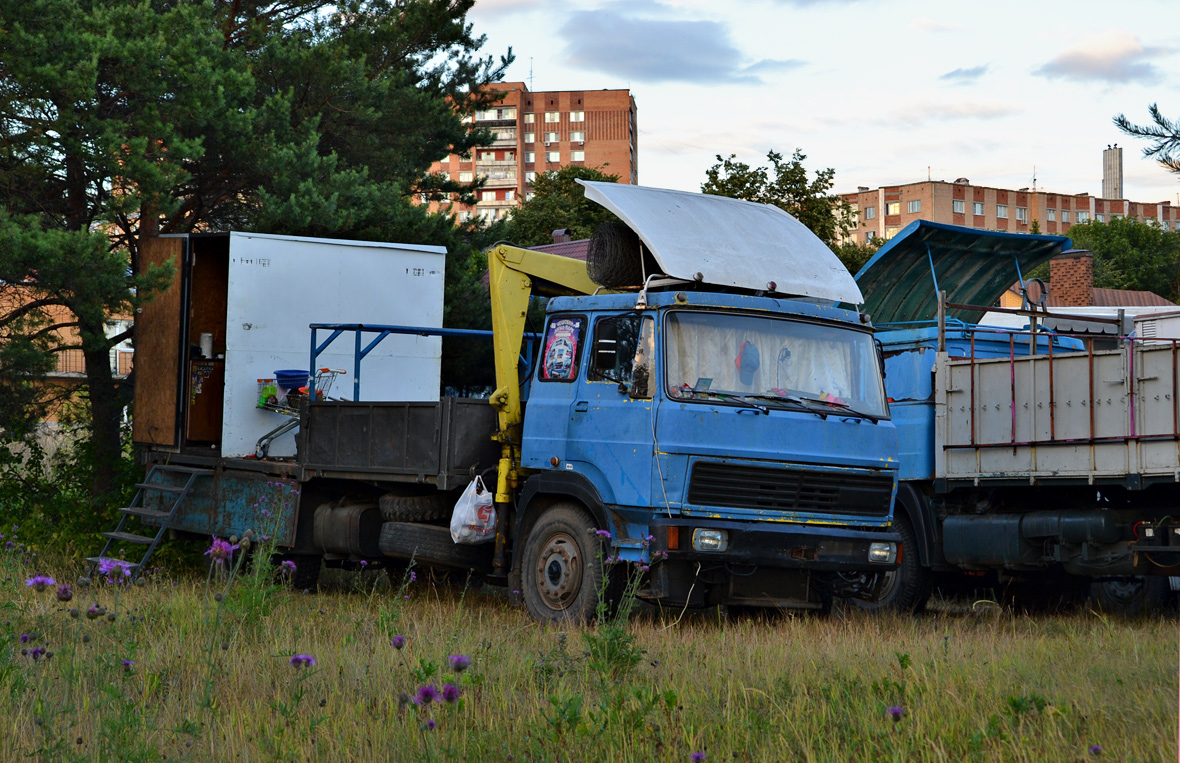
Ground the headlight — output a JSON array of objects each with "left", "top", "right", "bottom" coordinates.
[
  {"left": 868, "top": 542, "right": 897, "bottom": 564},
  {"left": 692, "top": 529, "right": 729, "bottom": 552}
]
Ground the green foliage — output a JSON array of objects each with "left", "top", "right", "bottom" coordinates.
[
  {"left": 833, "top": 238, "right": 883, "bottom": 275},
  {"left": 701, "top": 149, "right": 855, "bottom": 250},
  {"left": 501, "top": 164, "right": 621, "bottom": 247},
  {"left": 1066, "top": 216, "right": 1180, "bottom": 301},
  {"left": 1115, "top": 104, "right": 1180, "bottom": 175}
]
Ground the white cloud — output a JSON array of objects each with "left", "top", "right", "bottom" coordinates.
[
  {"left": 1033, "top": 30, "right": 1172, "bottom": 84},
  {"left": 909, "top": 17, "right": 963, "bottom": 33},
  {"left": 883, "top": 100, "right": 1019, "bottom": 127}
]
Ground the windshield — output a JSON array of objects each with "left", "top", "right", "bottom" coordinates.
[{"left": 664, "top": 311, "right": 889, "bottom": 419}]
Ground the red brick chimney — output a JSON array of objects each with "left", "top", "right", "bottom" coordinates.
[{"left": 1049, "top": 251, "right": 1093, "bottom": 307}]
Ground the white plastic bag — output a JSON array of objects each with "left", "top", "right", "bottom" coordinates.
[{"left": 450, "top": 476, "right": 496, "bottom": 544}]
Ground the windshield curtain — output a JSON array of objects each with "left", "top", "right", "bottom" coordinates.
[{"left": 664, "top": 311, "right": 889, "bottom": 418}]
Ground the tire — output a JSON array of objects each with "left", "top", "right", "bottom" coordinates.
[
  {"left": 379, "top": 492, "right": 449, "bottom": 522},
  {"left": 851, "top": 512, "right": 933, "bottom": 613},
  {"left": 1091, "top": 576, "right": 1170, "bottom": 618},
  {"left": 378, "top": 522, "right": 493, "bottom": 571},
  {"left": 520, "top": 502, "right": 606, "bottom": 624}
]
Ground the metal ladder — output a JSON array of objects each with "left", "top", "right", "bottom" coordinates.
[{"left": 86, "top": 464, "right": 210, "bottom": 582}]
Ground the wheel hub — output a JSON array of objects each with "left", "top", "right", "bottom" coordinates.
[{"left": 534, "top": 532, "right": 582, "bottom": 611}]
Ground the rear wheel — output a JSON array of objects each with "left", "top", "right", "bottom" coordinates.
[
  {"left": 379, "top": 492, "right": 449, "bottom": 522},
  {"left": 521, "top": 503, "right": 605, "bottom": 624},
  {"left": 1091, "top": 576, "right": 1170, "bottom": 617},
  {"left": 851, "top": 513, "right": 932, "bottom": 613}
]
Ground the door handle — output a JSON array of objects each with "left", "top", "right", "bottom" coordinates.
[{"left": 574, "top": 401, "right": 589, "bottom": 412}]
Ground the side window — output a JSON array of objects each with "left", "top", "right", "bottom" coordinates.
[
  {"left": 539, "top": 315, "right": 585, "bottom": 382},
  {"left": 589, "top": 314, "right": 655, "bottom": 399},
  {"left": 590, "top": 314, "right": 640, "bottom": 383}
]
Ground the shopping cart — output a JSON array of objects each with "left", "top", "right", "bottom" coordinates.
[{"left": 254, "top": 368, "right": 345, "bottom": 458}]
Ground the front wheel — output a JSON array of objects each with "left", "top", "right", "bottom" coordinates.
[
  {"left": 1091, "top": 576, "right": 1170, "bottom": 617},
  {"left": 851, "top": 512, "right": 932, "bottom": 613},
  {"left": 520, "top": 503, "right": 605, "bottom": 624}
]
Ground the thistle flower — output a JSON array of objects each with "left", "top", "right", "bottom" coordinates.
[
  {"left": 280, "top": 560, "right": 297, "bottom": 574},
  {"left": 595, "top": 529, "right": 611, "bottom": 539},
  {"left": 691, "top": 753, "right": 707, "bottom": 763},
  {"left": 19, "top": 634, "right": 30, "bottom": 643},
  {"left": 409, "top": 571, "right": 417, "bottom": 583},
  {"left": 56, "top": 584, "right": 73, "bottom": 602},
  {"left": 289, "top": 654, "right": 316, "bottom": 668},
  {"left": 442, "top": 683, "right": 461, "bottom": 704},
  {"left": 359, "top": 560, "right": 368, "bottom": 568},
  {"left": 1089, "top": 745, "right": 1103, "bottom": 756},
  {"left": 121, "top": 659, "right": 134, "bottom": 672},
  {"left": 415, "top": 685, "right": 440, "bottom": 705},
  {"left": 448, "top": 654, "right": 471, "bottom": 673},
  {"left": 424, "top": 719, "right": 437, "bottom": 731},
  {"left": 391, "top": 635, "right": 406, "bottom": 650},
  {"left": 25, "top": 575, "right": 55, "bottom": 591},
  {"left": 204, "top": 538, "right": 238, "bottom": 565},
  {"left": 29, "top": 647, "right": 46, "bottom": 660},
  {"left": 4, "top": 541, "right": 12, "bottom": 549},
  {"left": 86, "top": 604, "right": 103, "bottom": 620},
  {"left": 887, "top": 705, "right": 906, "bottom": 722}
]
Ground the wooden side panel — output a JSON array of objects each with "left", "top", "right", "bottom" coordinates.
[{"left": 133, "top": 237, "right": 185, "bottom": 446}]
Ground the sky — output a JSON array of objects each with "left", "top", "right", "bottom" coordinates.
[{"left": 467, "top": 0, "right": 1180, "bottom": 204}]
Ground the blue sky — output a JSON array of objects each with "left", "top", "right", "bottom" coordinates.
[{"left": 468, "top": 0, "right": 1179, "bottom": 204}]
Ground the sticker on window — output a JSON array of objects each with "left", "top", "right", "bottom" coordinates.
[{"left": 541, "top": 317, "right": 583, "bottom": 381}]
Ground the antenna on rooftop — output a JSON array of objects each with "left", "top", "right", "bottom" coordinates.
[
  {"left": 528, "top": 57, "right": 534, "bottom": 91},
  {"left": 1032, "top": 166, "right": 1036, "bottom": 193}
]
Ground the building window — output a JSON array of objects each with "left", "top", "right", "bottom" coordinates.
[
  {"left": 500, "top": 107, "right": 516, "bottom": 119},
  {"left": 1095, "top": 213, "right": 1104, "bottom": 223},
  {"left": 524, "top": 132, "right": 534, "bottom": 143},
  {"left": 543, "top": 131, "right": 559, "bottom": 143},
  {"left": 1047, "top": 208, "right": 1056, "bottom": 221},
  {"left": 885, "top": 227, "right": 900, "bottom": 239},
  {"left": 480, "top": 151, "right": 495, "bottom": 161},
  {"left": 865, "top": 231, "right": 874, "bottom": 243},
  {"left": 525, "top": 152, "right": 535, "bottom": 164},
  {"left": 569, "top": 111, "right": 585, "bottom": 122},
  {"left": 459, "top": 171, "right": 473, "bottom": 182},
  {"left": 907, "top": 200, "right": 921, "bottom": 213},
  {"left": 885, "top": 202, "right": 900, "bottom": 216},
  {"left": 953, "top": 200, "right": 964, "bottom": 214},
  {"left": 996, "top": 204, "right": 1008, "bottom": 219},
  {"left": 481, "top": 191, "right": 496, "bottom": 202},
  {"left": 570, "top": 150, "right": 585, "bottom": 162},
  {"left": 1016, "top": 207, "right": 1027, "bottom": 222},
  {"left": 569, "top": 131, "right": 585, "bottom": 142},
  {"left": 1077, "top": 211, "right": 1090, "bottom": 223},
  {"left": 525, "top": 171, "right": 535, "bottom": 182},
  {"left": 505, "top": 190, "right": 515, "bottom": 202},
  {"left": 973, "top": 201, "right": 984, "bottom": 215},
  {"left": 544, "top": 111, "right": 560, "bottom": 123},
  {"left": 545, "top": 151, "right": 560, "bottom": 162},
  {"left": 527, "top": 192, "right": 535, "bottom": 201},
  {"left": 524, "top": 113, "right": 535, "bottom": 124},
  {"left": 458, "top": 211, "right": 473, "bottom": 222},
  {"left": 1062, "top": 210, "right": 1071, "bottom": 223},
  {"left": 864, "top": 206, "right": 876, "bottom": 220}
]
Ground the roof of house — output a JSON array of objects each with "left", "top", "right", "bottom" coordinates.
[
  {"left": 530, "top": 239, "right": 590, "bottom": 262},
  {"left": 1085, "top": 288, "right": 1175, "bottom": 307}
]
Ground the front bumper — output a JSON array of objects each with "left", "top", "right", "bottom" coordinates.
[{"left": 649, "top": 516, "right": 901, "bottom": 572}]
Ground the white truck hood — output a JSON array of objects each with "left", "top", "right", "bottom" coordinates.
[{"left": 578, "top": 179, "right": 863, "bottom": 305}]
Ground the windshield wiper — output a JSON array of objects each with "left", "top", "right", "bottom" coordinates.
[
  {"left": 793, "top": 395, "right": 879, "bottom": 421},
  {"left": 677, "top": 388, "right": 770, "bottom": 414}
]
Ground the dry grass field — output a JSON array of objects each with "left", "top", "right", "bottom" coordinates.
[{"left": 2, "top": 540, "right": 1176, "bottom": 762}]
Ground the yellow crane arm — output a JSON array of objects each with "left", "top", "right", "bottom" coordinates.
[{"left": 485, "top": 243, "right": 598, "bottom": 506}]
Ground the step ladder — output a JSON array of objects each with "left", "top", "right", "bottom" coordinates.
[{"left": 86, "top": 464, "right": 211, "bottom": 582}]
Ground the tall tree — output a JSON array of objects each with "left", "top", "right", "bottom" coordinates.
[
  {"left": 499, "top": 164, "right": 621, "bottom": 247},
  {"left": 701, "top": 149, "right": 856, "bottom": 256},
  {"left": 1066, "top": 217, "right": 1180, "bottom": 302},
  {"left": 1115, "top": 104, "right": 1180, "bottom": 176},
  {"left": 0, "top": 0, "right": 510, "bottom": 498}
]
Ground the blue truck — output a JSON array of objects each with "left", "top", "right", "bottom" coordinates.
[
  {"left": 853, "top": 221, "right": 1180, "bottom": 615},
  {"left": 115, "top": 182, "right": 901, "bottom": 622}
]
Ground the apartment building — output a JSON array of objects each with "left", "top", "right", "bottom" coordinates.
[
  {"left": 425, "top": 82, "right": 637, "bottom": 222},
  {"left": 840, "top": 179, "right": 1179, "bottom": 244}
]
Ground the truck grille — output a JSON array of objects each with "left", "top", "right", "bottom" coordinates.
[{"left": 687, "top": 462, "right": 892, "bottom": 516}]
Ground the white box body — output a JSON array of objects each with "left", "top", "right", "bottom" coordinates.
[{"left": 221, "top": 232, "right": 445, "bottom": 458}]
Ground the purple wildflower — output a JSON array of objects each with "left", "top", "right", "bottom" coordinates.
[
  {"left": 56, "top": 584, "right": 73, "bottom": 602},
  {"left": 97, "top": 558, "right": 134, "bottom": 579},
  {"left": 260, "top": 509, "right": 271, "bottom": 517},
  {"left": 442, "top": 683, "right": 461, "bottom": 704},
  {"left": 280, "top": 560, "right": 297, "bottom": 574},
  {"left": 1089, "top": 745, "right": 1103, "bottom": 756},
  {"left": 691, "top": 753, "right": 707, "bottom": 763},
  {"left": 121, "top": 659, "right": 134, "bottom": 672},
  {"left": 86, "top": 604, "right": 101, "bottom": 620},
  {"left": 424, "top": 719, "right": 437, "bottom": 731},
  {"left": 887, "top": 705, "right": 906, "bottom": 722},
  {"left": 289, "top": 654, "right": 316, "bottom": 668},
  {"left": 204, "top": 537, "right": 239, "bottom": 565},
  {"left": 391, "top": 635, "right": 406, "bottom": 650},
  {"left": 415, "top": 685, "right": 440, "bottom": 705},
  {"left": 448, "top": 654, "right": 471, "bottom": 673},
  {"left": 4, "top": 541, "right": 12, "bottom": 550},
  {"left": 409, "top": 570, "right": 417, "bottom": 583},
  {"left": 29, "top": 647, "right": 46, "bottom": 660},
  {"left": 360, "top": 560, "right": 368, "bottom": 568},
  {"left": 19, "top": 634, "right": 30, "bottom": 643},
  {"left": 595, "top": 529, "right": 611, "bottom": 539},
  {"left": 25, "top": 575, "right": 55, "bottom": 591}
]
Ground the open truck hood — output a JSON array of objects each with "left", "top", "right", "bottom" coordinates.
[
  {"left": 578, "top": 179, "right": 863, "bottom": 305},
  {"left": 852, "top": 220, "right": 1071, "bottom": 325}
]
